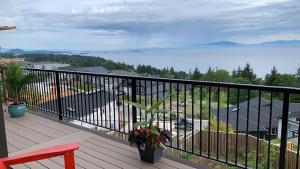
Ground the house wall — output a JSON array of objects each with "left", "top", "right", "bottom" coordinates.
[
  {"left": 277, "top": 118, "right": 299, "bottom": 139},
  {"left": 34, "top": 63, "right": 70, "bottom": 70},
  {"left": 278, "top": 119, "right": 282, "bottom": 139}
]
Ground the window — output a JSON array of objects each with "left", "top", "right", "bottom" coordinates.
[
  {"left": 271, "top": 128, "right": 277, "bottom": 135},
  {"left": 267, "top": 128, "right": 277, "bottom": 135},
  {"left": 288, "top": 123, "right": 298, "bottom": 131}
]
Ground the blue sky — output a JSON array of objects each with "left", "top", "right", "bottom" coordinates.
[{"left": 0, "top": 0, "right": 300, "bottom": 50}]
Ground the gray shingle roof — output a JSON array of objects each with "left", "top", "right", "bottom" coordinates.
[
  {"left": 40, "top": 91, "right": 116, "bottom": 119},
  {"left": 109, "top": 70, "right": 140, "bottom": 77},
  {"left": 212, "top": 97, "right": 300, "bottom": 132},
  {"left": 77, "top": 66, "right": 109, "bottom": 74},
  {"left": 57, "top": 66, "right": 78, "bottom": 71}
]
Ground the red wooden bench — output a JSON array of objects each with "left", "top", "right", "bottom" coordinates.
[{"left": 0, "top": 143, "right": 79, "bottom": 169}]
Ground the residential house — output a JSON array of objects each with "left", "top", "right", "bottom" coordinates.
[
  {"left": 0, "top": 57, "right": 25, "bottom": 64},
  {"left": 277, "top": 103, "right": 300, "bottom": 139},
  {"left": 76, "top": 66, "right": 109, "bottom": 75},
  {"left": 59, "top": 66, "right": 109, "bottom": 86},
  {"left": 109, "top": 70, "right": 140, "bottom": 95},
  {"left": 20, "top": 61, "right": 70, "bottom": 70},
  {"left": 57, "top": 66, "right": 78, "bottom": 71},
  {"left": 212, "top": 97, "right": 300, "bottom": 139},
  {"left": 109, "top": 70, "right": 140, "bottom": 77},
  {"left": 77, "top": 66, "right": 109, "bottom": 85},
  {"left": 137, "top": 80, "right": 170, "bottom": 99},
  {"left": 109, "top": 70, "right": 169, "bottom": 99},
  {"left": 39, "top": 91, "right": 118, "bottom": 128}
]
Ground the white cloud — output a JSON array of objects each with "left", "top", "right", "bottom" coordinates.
[
  {"left": 0, "top": 0, "right": 299, "bottom": 50},
  {"left": 236, "top": 0, "right": 290, "bottom": 7},
  {"left": 71, "top": 8, "right": 78, "bottom": 14},
  {"left": 232, "top": 33, "right": 300, "bottom": 43},
  {"left": 0, "top": 17, "right": 18, "bottom": 25}
]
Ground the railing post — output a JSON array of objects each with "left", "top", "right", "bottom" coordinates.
[
  {"left": 55, "top": 72, "right": 63, "bottom": 120},
  {"left": 279, "top": 92, "right": 290, "bottom": 169},
  {"left": 0, "top": 66, "right": 8, "bottom": 158},
  {"left": 131, "top": 78, "right": 137, "bottom": 126},
  {"left": 0, "top": 103, "right": 8, "bottom": 158}
]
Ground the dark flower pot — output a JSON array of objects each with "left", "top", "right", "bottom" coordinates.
[{"left": 138, "top": 146, "right": 163, "bottom": 163}]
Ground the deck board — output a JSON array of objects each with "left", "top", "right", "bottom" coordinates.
[
  {"left": 5, "top": 120, "right": 51, "bottom": 143},
  {"left": 7, "top": 117, "right": 67, "bottom": 138},
  {"left": 22, "top": 114, "right": 79, "bottom": 134},
  {"left": 4, "top": 111, "right": 198, "bottom": 169}
]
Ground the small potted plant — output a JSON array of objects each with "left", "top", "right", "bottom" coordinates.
[
  {"left": 127, "top": 95, "right": 173, "bottom": 163},
  {"left": 5, "top": 63, "right": 36, "bottom": 117}
]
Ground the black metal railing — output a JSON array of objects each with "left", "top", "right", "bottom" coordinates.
[{"left": 22, "top": 68, "right": 300, "bottom": 169}]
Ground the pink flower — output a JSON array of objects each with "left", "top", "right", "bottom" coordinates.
[{"left": 133, "top": 131, "right": 139, "bottom": 137}]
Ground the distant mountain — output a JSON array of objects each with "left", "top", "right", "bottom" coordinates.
[
  {"left": 5, "top": 48, "right": 71, "bottom": 55},
  {"left": 128, "top": 49, "right": 144, "bottom": 53},
  {"left": 188, "top": 40, "right": 300, "bottom": 48},
  {"left": 3, "top": 40, "right": 300, "bottom": 55},
  {"left": 259, "top": 40, "right": 300, "bottom": 46},
  {"left": 204, "top": 41, "right": 242, "bottom": 47},
  {"left": 6, "top": 48, "right": 26, "bottom": 54},
  {"left": 188, "top": 41, "right": 242, "bottom": 48}
]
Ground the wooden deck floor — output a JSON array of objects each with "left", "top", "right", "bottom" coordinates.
[{"left": 4, "top": 111, "right": 199, "bottom": 169}]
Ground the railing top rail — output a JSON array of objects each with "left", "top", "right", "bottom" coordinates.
[{"left": 25, "top": 68, "right": 300, "bottom": 94}]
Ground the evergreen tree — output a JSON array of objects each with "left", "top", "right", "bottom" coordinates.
[
  {"left": 242, "top": 63, "right": 257, "bottom": 83},
  {"left": 295, "top": 67, "right": 300, "bottom": 81},
  {"left": 232, "top": 66, "right": 243, "bottom": 79},
  {"left": 190, "top": 68, "right": 202, "bottom": 80},
  {"left": 265, "top": 66, "right": 279, "bottom": 86},
  {"left": 232, "top": 68, "right": 237, "bottom": 78},
  {"left": 203, "top": 67, "right": 231, "bottom": 82}
]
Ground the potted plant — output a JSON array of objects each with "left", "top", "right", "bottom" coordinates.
[
  {"left": 127, "top": 95, "right": 173, "bottom": 163},
  {"left": 5, "top": 63, "right": 36, "bottom": 117}
]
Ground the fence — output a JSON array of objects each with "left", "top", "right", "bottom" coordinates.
[
  {"left": 181, "top": 130, "right": 300, "bottom": 169},
  {"left": 10, "top": 68, "right": 300, "bottom": 168}
]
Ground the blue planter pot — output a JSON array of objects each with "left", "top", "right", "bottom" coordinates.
[{"left": 8, "top": 103, "right": 27, "bottom": 118}]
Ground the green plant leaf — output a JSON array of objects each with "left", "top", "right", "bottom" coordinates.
[
  {"left": 133, "top": 121, "right": 150, "bottom": 129},
  {"left": 123, "top": 101, "right": 147, "bottom": 111},
  {"left": 159, "top": 142, "right": 167, "bottom": 150},
  {"left": 5, "top": 63, "right": 36, "bottom": 103},
  {"left": 148, "top": 94, "right": 172, "bottom": 113},
  {"left": 150, "top": 127, "right": 160, "bottom": 136}
]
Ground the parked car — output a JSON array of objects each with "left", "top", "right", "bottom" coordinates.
[
  {"left": 174, "top": 118, "right": 193, "bottom": 131},
  {"left": 180, "top": 101, "right": 187, "bottom": 107},
  {"left": 66, "top": 107, "right": 76, "bottom": 113}
]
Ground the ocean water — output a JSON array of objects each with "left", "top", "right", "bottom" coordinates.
[{"left": 83, "top": 46, "right": 300, "bottom": 78}]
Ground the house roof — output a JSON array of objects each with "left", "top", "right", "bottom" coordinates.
[
  {"left": 57, "top": 66, "right": 78, "bottom": 71},
  {"left": 31, "top": 61, "right": 62, "bottom": 65},
  {"left": 275, "top": 103, "right": 300, "bottom": 119},
  {"left": 212, "top": 97, "right": 300, "bottom": 132},
  {"left": 20, "top": 61, "right": 69, "bottom": 69},
  {"left": 109, "top": 70, "right": 140, "bottom": 77},
  {"left": 288, "top": 111, "right": 300, "bottom": 119},
  {"left": 76, "top": 66, "right": 109, "bottom": 74},
  {"left": 39, "top": 91, "right": 116, "bottom": 119}
]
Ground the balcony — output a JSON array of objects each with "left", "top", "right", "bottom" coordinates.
[
  {"left": 1, "top": 68, "right": 300, "bottom": 169},
  {"left": 3, "top": 107, "right": 200, "bottom": 169}
]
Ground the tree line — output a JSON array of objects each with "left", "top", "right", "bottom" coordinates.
[{"left": 1, "top": 53, "right": 300, "bottom": 101}]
